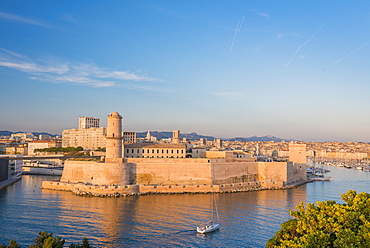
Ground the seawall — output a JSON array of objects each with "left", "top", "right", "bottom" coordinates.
[{"left": 41, "top": 180, "right": 308, "bottom": 197}]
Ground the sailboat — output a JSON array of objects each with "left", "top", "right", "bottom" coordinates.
[{"left": 197, "top": 193, "right": 220, "bottom": 234}]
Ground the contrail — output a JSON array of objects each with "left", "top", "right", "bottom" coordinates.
[
  {"left": 225, "top": 16, "right": 245, "bottom": 72},
  {"left": 285, "top": 21, "right": 326, "bottom": 67},
  {"left": 333, "top": 41, "right": 370, "bottom": 65}
]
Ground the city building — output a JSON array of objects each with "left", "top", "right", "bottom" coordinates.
[
  {"left": 62, "top": 127, "right": 106, "bottom": 150},
  {"left": 124, "top": 143, "right": 186, "bottom": 158},
  {"left": 78, "top": 116, "right": 100, "bottom": 129},
  {"left": 123, "top": 131, "right": 137, "bottom": 144},
  {"left": 28, "top": 141, "right": 62, "bottom": 155},
  {"left": 10, "top": 133, "right": 34, "bottom": 141},
  {"left": 214, "top": 138, "right": 223, "bottom": 149},
  {"left": 6, "top": 144, "right": 28, "bottom": 155},
  {"left": 38, "top": 134, "right": 51, "bottom": 140},
  {"left": 0, "top": 143, "right": 6, "bottom": 154}
]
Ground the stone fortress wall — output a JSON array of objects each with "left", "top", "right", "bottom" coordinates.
[{"left": 42, "top": 111, "right": 308, "bottom": 196}]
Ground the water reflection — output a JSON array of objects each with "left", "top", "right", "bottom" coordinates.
[{"left": 1, "top": 166, "right": 370, "bottom": 247}]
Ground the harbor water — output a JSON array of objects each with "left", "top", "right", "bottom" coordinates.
[{"left": 1, "top": 165, "right": 370, "bottom": 247}]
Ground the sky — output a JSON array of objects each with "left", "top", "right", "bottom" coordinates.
[{"left": 1, "top": 1, "right": 370, "bottom": 142}]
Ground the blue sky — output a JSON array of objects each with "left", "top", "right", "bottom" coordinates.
[{"left": 1, "top": 1, "right": 370, "bottom": 142}]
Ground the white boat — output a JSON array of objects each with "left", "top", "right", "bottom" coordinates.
[
  {"left": 197, "top": 193, "right": 220, "bottom": 234},
  {"left": 197, "top": 221, "right": 220, "bottom": 234}
]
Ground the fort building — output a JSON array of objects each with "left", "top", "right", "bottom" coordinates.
[
  {"left": 124, "top": 143, "right": 186, "bottom": 158},
  {"left": 43, "top": 111, "right": 308, "bottom": 196}
]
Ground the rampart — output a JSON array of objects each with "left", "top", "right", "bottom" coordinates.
[
  {"left": 42, "top": 157, "right": 307, "bottom": 196},
  {"left": 60, "top": 160, "right": 127, "bottom": 185}
]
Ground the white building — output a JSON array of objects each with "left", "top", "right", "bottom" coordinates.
[
  {"left": 62, "top": 127, "right": 106, "bottom": 150},
  {"left": 123, "top": 131, "right": 137, "bottom": 144},
  {"left": 79, "top": 116, "right": 100, "bottom": 129}
]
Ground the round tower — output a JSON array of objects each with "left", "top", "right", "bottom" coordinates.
[{"left": 106, "top": 112, "right": 123, "bottom": 162}]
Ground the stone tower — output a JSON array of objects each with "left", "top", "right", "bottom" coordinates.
[
  {"left": 289, "top": 142, "right": 306, "bottom": 164},
  {"left": 172, "top": 130, "right": 180, "bottom": 144},
  {"left": 106, "top": 112, "right": 123, "bottom": 163}
]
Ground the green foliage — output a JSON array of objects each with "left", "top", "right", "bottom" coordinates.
[
  {"left": 1, "top": 232, "right": 93, "bottom": 248},
  {"left": 0, "top": 239, "right": 21, "bottom": 248},
  {"left": 29, "top": 232, "right": 65, "bottom": 248},
  {"left": 69, "top": 238, "right": 93, "bottom": 248},
  {"left": 34, "top": 147, "right": 84, "bottom": 153},
  {"left": 95, "top": 147, "right": 106, "bottom": 152},
  {"left": 267, "top": 190, "right": 370, "bottom": 247}
]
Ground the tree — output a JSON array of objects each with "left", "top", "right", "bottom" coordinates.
[
  {"left": 267, "top": 190, "right": 370, "bottom": 247},
  {"left": 0, "top": 239, "right": 21, "bottom": 248},
  {"left": 29, "top": 232, "right": 65, "bottom": 248},
  {"left": 0, "top": 232, "right": 93, "bottom": 248}
]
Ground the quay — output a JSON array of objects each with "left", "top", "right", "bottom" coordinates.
[{"left": 0, "top": 176, "right": 21, "bottom": 190}]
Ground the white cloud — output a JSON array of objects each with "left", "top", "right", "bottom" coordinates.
[
  {"left": 285, "top": 21, "right": 326, "bottom": 67},
  {"left": 257, "top": 12, "right": 269, "bottom": 18},
  {"left": 0, "top": 12, "right": 49, "bottom": 27},
  {"left": 333, "top": 41, "right": 370, "bottom": 65},
  {"left": 0, "top": 49, "right": 158, "bottom": 88}
]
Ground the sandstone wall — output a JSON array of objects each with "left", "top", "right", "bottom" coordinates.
[
  {"left": 60, "top": 160, "right": 127, "bottom": 185},
  {"left": 139, "top": 184, "right": 220, "bottom": 194},
  {"left": 211, "top": 161, "right": 258, "bottom": 184},
  {"left": 257, "top": 162, "right": 288, "bottom": 187},
  {"left": 125, "top": 158, "right": 212, "bottom": 185}
]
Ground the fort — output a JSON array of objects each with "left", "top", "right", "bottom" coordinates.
[{"left": 42, "top": 112, "right": 307, "bottom": 196}]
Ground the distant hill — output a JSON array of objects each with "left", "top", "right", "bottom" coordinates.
[
  {"left": 0, "top": 130, "right": 292, "bottom": 142},
  {"left": 227, "top": 135, "right": 294, "bottom": 142},
  {"left": 136, "top": 131, "right": 214, "bottom": 140},
  {"left": 0, "top": 130, "right": 59, "bottom": 137},
  {"left": 136, "top": 131, "right": 292, "bottom": 142}
]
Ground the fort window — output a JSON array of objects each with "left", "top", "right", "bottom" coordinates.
[
  {"left": 152, "top": 149, "right": 154, "bottom": 153},
  {"left": 137, "top": 149, "right": 139, "bottom": 153},
  {"left": 157, "top": 149, "right": 159, "bottom": 153},
  {"left": 171, "top": 150, "right": 173, "bottom": 154},
  {"left": 147, "top": 149, "right": 149, "bottom": 153},
  {"left": 126, "top": 149, "right": 129, "bottom": 153},
  {"left": 166, "top": 150, "right": 168, "bottom": 153}
]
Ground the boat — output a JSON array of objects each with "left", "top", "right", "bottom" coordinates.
[
  {"left": 197, "top": 193, "right": 220, "bottom": 234},
  {"left": 197, "top": 221, "right": 220, "bottom": 234}
]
